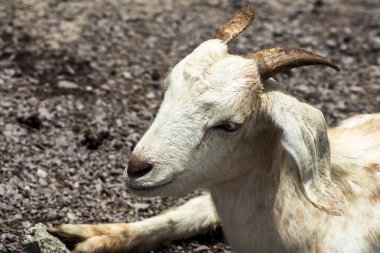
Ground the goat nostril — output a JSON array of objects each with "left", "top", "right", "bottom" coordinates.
[{"left": 127, "top": 156, "right": 154, "bottom": 178}]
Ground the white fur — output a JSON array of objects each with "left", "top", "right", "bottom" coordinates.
[{"left": 126, "top": 40, "right": 261, "bottom": 196}]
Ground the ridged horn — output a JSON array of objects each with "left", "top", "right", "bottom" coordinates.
[
  {"left": 212, "top": 4, "right": 255, "bottom": 44},
  {"left": 246, "top": 48, "right": 339, "bottom": 80}
]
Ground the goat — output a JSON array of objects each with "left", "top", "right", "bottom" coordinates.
[{"left": 50, "top": 4, "right": 380, "bottom": 253}]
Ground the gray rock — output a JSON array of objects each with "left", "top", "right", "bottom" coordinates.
[{"left": 21, "top": 224, "right": 70, "bottom": 253}]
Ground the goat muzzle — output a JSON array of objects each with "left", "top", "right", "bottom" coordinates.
[{"left": 126, "top": 156, "right": 154, "bottom": 178}]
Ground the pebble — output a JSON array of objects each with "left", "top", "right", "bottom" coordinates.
[
  {"left": 57, "top": 80, "right": 79, "bottom": 89},
  {"left": 37, "top": 169, "right": 48, "bottom": 178}
]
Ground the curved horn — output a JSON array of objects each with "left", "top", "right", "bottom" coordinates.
[
  {"left": 212, "top": 4, "right": 255, "bottom": 44},
  {"left": 246, "top": 48, "right": 339, "bottom": 80}
]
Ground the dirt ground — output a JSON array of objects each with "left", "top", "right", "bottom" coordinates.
[{"left": 0, "top": 0, "right": 379, "bottom": 252}]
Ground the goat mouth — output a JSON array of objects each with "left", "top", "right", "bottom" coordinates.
[{"left": 127, "top": 180, "right": 173, "bottom": 193}]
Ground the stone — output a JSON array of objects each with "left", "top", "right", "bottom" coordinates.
[
  {"left": 57, "top": 80, "right": 79, "bottom": 89},
  {"left": 21, "top": 223, "right": 69, "bottom": 253}
]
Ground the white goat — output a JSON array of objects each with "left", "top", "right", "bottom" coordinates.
[{"left": 50, "top": 5, "right": 380, "bottom": 253}]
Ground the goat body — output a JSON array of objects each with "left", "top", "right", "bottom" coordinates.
[
  {"left": 50, "top": 5, "right": 380, "bottom": 253},
  {"left": 210, "top": 86, "right": 380, "bottom": 252}
]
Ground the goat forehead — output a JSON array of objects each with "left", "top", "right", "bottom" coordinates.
[{"left": 167, "top": 39, "right": 260, "bottom": 106}]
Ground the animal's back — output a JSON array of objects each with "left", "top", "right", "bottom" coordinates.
[
  {"left": 324, "top": 113, "right": 380, "bottom": 253},
  {"left": 329, "top": 113, "right": 380, "bottom": 169}
]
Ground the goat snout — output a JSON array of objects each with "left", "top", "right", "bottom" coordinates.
[{"left": 127, "top": 156, "right": 154, "bottom": 178}]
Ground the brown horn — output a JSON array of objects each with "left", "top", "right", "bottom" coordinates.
[
  {"left": 246, "top": 48, "right": 339, "bottom": 81},
  {"left": 212, "top": 4, "right": 255, "bottom": 44}
]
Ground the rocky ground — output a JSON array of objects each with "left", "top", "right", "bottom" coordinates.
[{"left": 0, "top": 0, "right": 379, "bottom": 252}]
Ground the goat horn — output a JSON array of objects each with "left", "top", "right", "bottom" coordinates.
[
  {"left": 212, "top": 4, "right": 255, "bottom": 44},
  {"left": 246, "top": 48, "right": 340, "bottom": 81}
]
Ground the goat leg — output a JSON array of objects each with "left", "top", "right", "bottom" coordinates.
[{"left": 48, "top": 194, "right": 220, "bottom": 253}]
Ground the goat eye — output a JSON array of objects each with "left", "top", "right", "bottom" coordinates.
[{"left": 212, "top": 121, "right": 241, "bottom": 132}]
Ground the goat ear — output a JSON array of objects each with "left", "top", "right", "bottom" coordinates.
[{"left": 265, "top": 94, "right": 346, "bottom": 215}]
